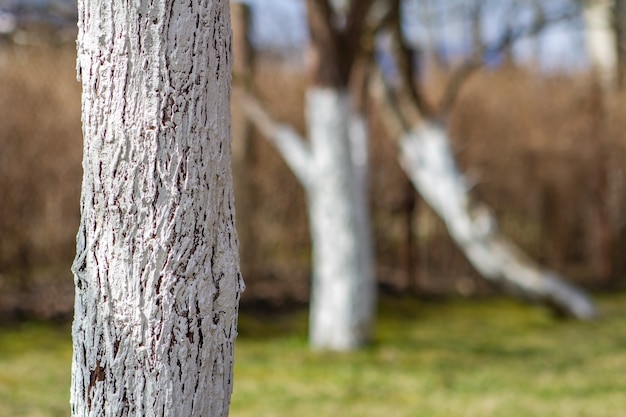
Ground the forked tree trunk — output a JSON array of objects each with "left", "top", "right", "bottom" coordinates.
[
  {"left": 71, "top": 1, "right": 243, "bottom": 416},
  {"left": 371, "top": 6, "right": 597, "bottom": 318},
  {"left": 237, "top": 0, "right": 376, "bottom": 350},
  {"left": 240, "top": 86, "right": 375, "bottom": 350}
]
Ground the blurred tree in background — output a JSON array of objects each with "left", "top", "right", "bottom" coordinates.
[{"left": 238, "top": 0, "right": 596, "bottom": 353}]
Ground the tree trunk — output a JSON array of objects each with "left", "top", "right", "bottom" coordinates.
[
  {"left": 615, "top": 0, "right": 626, "bottom": 89},
  {"left": 71, "top": 1, "right": 243, "bottom": 416},
  {"left": 303, "top": 0, "right": 376, "bottom": 351},
  {"left": 307, "top": 88, "right": 375, "bottom": 350},
  {"left": 398, "top": 123, "right": 596, "bottom": 319},
  {"left": 584, "top": 0, "right": 618, "bottom": 90},
  {"left": 240, "top": 86, "right": 375, "bottom": 351},
  {"left": 237, "top": 1, "right": 376, "bottom": 350},
  {"left": 584, "top": 1, "right": 615, "bottom": 285}
]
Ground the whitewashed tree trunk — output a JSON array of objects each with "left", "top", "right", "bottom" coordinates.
[
  {"left": 584, "top": 0, "right": 618, "bottom": 90},
  {"left": 399, "top": 122, "right": 596, "bottom": 319},
  {"left": 71, "top": 1, "right": 243, "bottom": 416},
  {"left": 236, "top": 0, "right": 377, "bottom": 350},
  {"left": 240, "top": 87, "right": 376, "bottom": 350},
  {"left": 307, "top": 88, "right": 375, "bottom": 350}
]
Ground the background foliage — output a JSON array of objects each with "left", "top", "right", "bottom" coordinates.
[{"left": 1, "top": 44, "right": 626, "bottom": 317}]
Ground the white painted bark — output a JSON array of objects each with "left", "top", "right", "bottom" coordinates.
[
  {"left": 307, "top": 88, "right": 375, "bottom": 350},
  {"left": 584, "top": 0, "right": 618, "bottom": 90},
  {"left": 348, "top": 111, "right": 375, "bottom": 333},
  {"left": 399, "top": 122, "right": 596, "bottom": 319},
  {"left": 240, "top": 94, "right": 313, "bottom": 187},
  {"left": 241, "top": 87, "right": 376, "bottom": 350},
  {"left": 71, "top": 1, "right": 243, "bottom": 416}
]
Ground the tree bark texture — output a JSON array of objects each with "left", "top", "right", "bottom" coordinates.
[{"left": 71, "top": 1, "right": 243, "bottom": 416}]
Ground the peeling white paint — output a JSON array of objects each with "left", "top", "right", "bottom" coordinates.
[{"left": 71, "top": 1, "right": 242, "bottom": 416}]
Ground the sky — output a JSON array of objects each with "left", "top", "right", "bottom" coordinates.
[
  {"left": 243, "top": 0, "right": 308, "bottom": 48},
  {"left": 0, "top": 0, "right": 590, "bottom": 72},
  {"left": 242, "top": 0, "right": 589, "bottom": 73}
]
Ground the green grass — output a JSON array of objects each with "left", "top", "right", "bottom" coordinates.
[
  {"left": 0, "top": 321, "right": 72, "bottom": 417},
  {"left": 2, "top": 293, "right": 626, "bottom": 416}
]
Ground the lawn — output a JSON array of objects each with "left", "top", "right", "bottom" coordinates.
[{"left": 1, "top": 293, "right": 625, "bottom": 416}]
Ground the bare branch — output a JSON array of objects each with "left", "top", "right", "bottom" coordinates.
[
  {"left": 345, "top": 0, "right": 376, "bottom": 49},
  {"left": 369, "top": 65, "right": 412, "bottom": 140},
  {"left": 387, "top": 0, "right": 435, "bottom": 118},
  {"left": 306, "top": 0, "right": 348, "bottom": 86},
  {"left": 366, "top": 0, "right": 395, "bottom": 31},
  {"left": 240, "top": 91, "right": 313, "bottom": 188},
  {"left": 469, "top": 0, "right": 486, "bottom": 60},
  {"left": 437, "top": 58, "right": 482, "bottom": 116},
  {"left": 437, "top": 4, "right": 579, "bottom": 115}
]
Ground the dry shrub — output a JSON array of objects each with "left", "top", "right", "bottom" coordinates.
[
  {"left": 0, "top": 43, "right": 82, "bottom": 318},
  {"left": 232, "top": 57, "right": 311, "bottom": 305},
  {"left": 234, "top": 60, "right": 626, "bottom": 300},
  {"left": 2, "top": 45, "right": 626, "bottom": 318}
]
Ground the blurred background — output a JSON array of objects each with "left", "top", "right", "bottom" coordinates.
[{"left": 0, "top": 0, "right": 624, "bottom": 318}]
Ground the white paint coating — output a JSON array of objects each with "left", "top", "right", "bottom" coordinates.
[
  {"left": 264, "top": 124, "right": 313, "bottom": 187},
  {"left": 400, "top": 122, "right": 596, "bottom": 319},
  {"left": 242, "top": 86, "right": 376, "bottom": 350},
  {"left": 307, "top": 88, "right": 375, "bottom": 350},
  {"left": 584, "top": 0, "right": 618, "bottom": 89},
  {"left": 71, "top": 1, "right": 243, "bottom": 416},
  {"left": 240, "top": 93, "right": 313, "bottom": 187}
]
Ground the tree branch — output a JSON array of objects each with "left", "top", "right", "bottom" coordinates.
[
  {"left": 240, "top": 90, "right": 313, "bottom": 188},
  {"left": 306, "top": 0, "right": 348, "bottom": 86},
  {"left": 398, "top": 123, "right": 596, "bottom": 319},
  {"left": 387, "top": 0, "right": 435, "bottom": 118},
  {"left": 370, "top": 61, "right": 597, "bottom": 320},
  {"left": 437, "top": 5, "right": 579, "bottom": 115},
  {"left": 345, "top": 0, "right": 376, "bottom": 50},
  {"left": 369, "top": 66, "right": 412, "bottom": 138}
]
